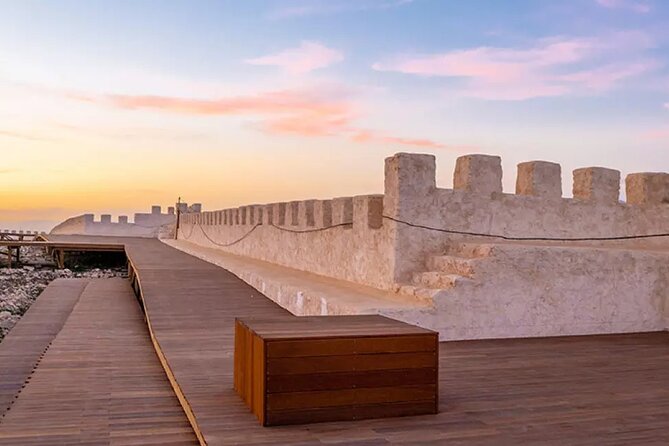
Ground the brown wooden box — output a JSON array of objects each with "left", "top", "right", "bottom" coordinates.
[{"left": 234, "top": 315, "right": 438, "bottom": 426}]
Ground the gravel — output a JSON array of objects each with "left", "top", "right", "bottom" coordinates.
[{"left": 0, "top": 247, "right": 127, "bottom": 341}]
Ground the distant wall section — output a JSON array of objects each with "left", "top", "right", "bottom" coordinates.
[{"left": 51, "top": 205, "right": 181, "bottom": 238}]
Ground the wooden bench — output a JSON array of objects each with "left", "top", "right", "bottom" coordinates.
[{"left": 234, "top": 315, "right": 438, "bottom": 426}]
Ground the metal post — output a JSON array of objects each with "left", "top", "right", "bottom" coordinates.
[{"left": 175, "top": 196, "right": 181, "bottom": 240}]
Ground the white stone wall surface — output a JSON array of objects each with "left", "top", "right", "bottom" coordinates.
[{"left": 176, "top": 152, "right": 669, "bottom": 339}]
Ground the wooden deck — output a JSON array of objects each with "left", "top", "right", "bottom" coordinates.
[
  {"left": 0, "top": 279, "right": 88, "bottom": 418},
  {"left": 2, "top": 235, "right": 669, "bottom": 445},
  {"left": 0, "top": 278, "right": 198, "bottom": 445},
  {"left": 0, "top": 232, "right": 40, "bottom": 242}
]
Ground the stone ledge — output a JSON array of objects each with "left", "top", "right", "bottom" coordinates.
[{"left": 162, "top": 240, "right": 431, "bottom": 317}]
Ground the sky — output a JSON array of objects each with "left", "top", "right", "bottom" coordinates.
[{"left": 1, "top": 0, "right": 669, "bottom": 231}]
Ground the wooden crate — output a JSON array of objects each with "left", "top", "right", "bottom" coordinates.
[{"left": 234, "top": 315, "right": 438, "bottom": 426}]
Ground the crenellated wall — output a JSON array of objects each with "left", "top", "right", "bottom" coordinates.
[
  {"left": 51, "top": 205, "right": 178, "bottom": 238},
  {"left": 385, "top": 153, "right": 669, "bottom": 283},
  {"left": 179, "top": 195, "right": 395, "bottom": 289},
  {"left": 175, "top": 152, "right": 669, "bottom": 339}
]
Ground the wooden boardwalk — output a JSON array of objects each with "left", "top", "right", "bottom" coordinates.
[
  {"left": 0, "top": 278, "right": 198, "bottom": 445},
  {"left": 0, "top": 239, "right": 125, "bottom": 268},
  {"left": 0, "top": 279, "right": 88, "bottom": 418},
  {"left": 3, "top": 235, "right": 669, "bottom": 445}
]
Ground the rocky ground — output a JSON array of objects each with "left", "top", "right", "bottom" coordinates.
[{"left": 0, "top": 247, "right": 127, "bottom": 341}]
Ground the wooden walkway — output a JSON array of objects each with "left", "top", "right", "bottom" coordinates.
[
  {"left": 0, "top": 232, "right": 40, "bottom": 241},
  {"left": 3, "top": 235, "right": 669, "bottom": 445},
  {"left": 0, "top": 240, "right": 125, "bottom": 268},
  {"left": 0, "top": 278, "right": 198, "bottom": 445},
  {"left": 0, "top": 279, "right": 88, "bottom": 418}
]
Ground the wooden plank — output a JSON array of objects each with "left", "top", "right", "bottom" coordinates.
[
  {"left": 266, "top": 368, "right": 437, "bottom": 393},
  {"left": 252, "top": 332, "right": 265, "bottom": 425},
  {"left": 266, "top": 338, "right": 356, "bottom": 358},
  {"left": 268, "top": 388, "right": 356, "bottom": 411},
  {"left": 238, "top": 315, "right": 434, "bottom": 340},
  {"left": 233, "top": 319, "right": 243, "bottom": 395},
  {"left": 266, "top": 334, "right": 436, "bottom": 358},
  {"left": 267, "top": 384, "right": 436, "bottom": 411},
  {"left": 354, "top": 334, "right": 437, "bottom": 354},
  {"left": 355, "top": 351, "right": 438, "bottom": 371},
  {"left": 354, "top": 367, "right": 437, "bottom": 389},
  {"left": 244, "top": 325, "right": 254, "bottom": 408},
  {"left": 267, "top": 351, "right": 437, "bottom": 375},
  {"left": 267, "top": 371, "right": 359, "bottom": 393},
  {"left": 267, "top": 355, "right": 357, "bottom": 375}
]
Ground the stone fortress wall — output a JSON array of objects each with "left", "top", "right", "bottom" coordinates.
[
  {"left": 50, "top": 204, "right": 192, "bottom": 238},
  {"left": 179, "top": 195, "right": 393, "bottom": 289},
  {"left": 177, "top": 152, "right": 669, "bottom": 340}
]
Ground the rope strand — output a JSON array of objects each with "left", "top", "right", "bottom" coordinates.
[
  {"left": 381, "top": 215, "right": 669, "bottom": 242},
  {"left": 194, "top": 223, "right": 261, "bottom": 247},
  {"left": 179, "top": 213, "right": 669, "bottom": 246},
  {"left": 269, "top": 222, "right": 352, "bottom": 233},
  {"left": 181, "top": 220, "right": 352, "bottom": 246}
]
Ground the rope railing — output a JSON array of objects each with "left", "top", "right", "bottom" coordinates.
[
  {"left": 381, "top": 215, "right": 669, "bottom": 242},
  {"left": 178, "top": 214, "right": 669, "bottom": 247},
  {"left": 181, "top": 220, "right": 354, "bottom": 247}
]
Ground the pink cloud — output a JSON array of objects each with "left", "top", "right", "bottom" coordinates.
[
  {"left": 67, "top": 88, "right": 456, "bottom": 150},
  {"left": 642, "top": 128, "right": 669, "bottom": 140},
  {"left": 98, "top": 90, "right": 351, "bottom": 118},
  {"left": 556, "top": 61, "right": 659, "bottom": 91},
  {"left": 350, "top": 130, "right": 455, "bottom": 149},
  {"left": 262, "top": 114, "right": 350, "bottom": 137},
  {"left": 373, "top": 32, "right": 658, "bottom": 100},
  {"left": 664, "top": 102, "right": 669, "bottom": 110},
  {"left": 595, "top": 0, "right": 650, "bottom": 13},
  {"left": 245, "top": 41, "right": 343, "bottom": 74}
]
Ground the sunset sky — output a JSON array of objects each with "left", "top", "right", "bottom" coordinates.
[{"left": 2, "top": 0, "right": 669, "bottom": 231}]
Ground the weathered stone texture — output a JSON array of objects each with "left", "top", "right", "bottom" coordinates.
[
  {"left": 516, "top": 161, "right": 562, "bottom": 198},
  {"left": 573, "top": 167, "right": 620, "bottom": 204},
  {"left": 299, "top": 200, "right": 316, "bottom": 227},
  {"left": 332, "top": 197, "right": 353, "bottom": 225},
  {"left": 315, "top": 200, "right": 333, "bottom": 227},
  {"left": 254, "top": 206, "right": 264, "bottom": 225},
  {"left": 353, "top": 195, "right": 384, "bottom": 230},
  {"left": 626, "top": 173, "right": 669, "bottom": 205},
  {"left": 453, "top": 155, "right": 502, "bottom": 196},
  {"left": 384, "top": 153, "right": 436, "bottom": 217},
  {"left": 262, "top": 205, "right": 272, "bottom": 225},
  {"left": 289, "top": 201, "right": 300, "bottom": 226}
]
